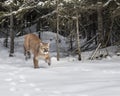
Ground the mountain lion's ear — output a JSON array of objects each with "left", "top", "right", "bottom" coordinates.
[
  {"left": 47, "top": 43, "right": 50, "bottom": 46},
  {"left": 40, "top": 42, "right": 43, "bottom": 46}
]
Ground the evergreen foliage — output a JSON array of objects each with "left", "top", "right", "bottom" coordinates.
[{"left": 0, "top": 0, "right": 120, "bottom": 56}]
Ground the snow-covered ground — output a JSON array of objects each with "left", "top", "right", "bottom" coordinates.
[{"left": 0, "top": 32, "right": 120, "bottom": 96}]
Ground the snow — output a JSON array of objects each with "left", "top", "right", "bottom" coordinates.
[
  {"left": 103, "top": 0, "right": 112, "bottom": 7},
  {"left": 64, "top": 0, "right": 72, "bottom": 3},
  {"left": 38, "top": 1, "right": 45, "bottom": 6},
  {"left": 64, "top": 0, "right": 81, "bottom": 3},
  {"left": 0, "top": 32, "right": 120, "bottom": 96},
  {"left": 103, "top": 0, "right": 120, "bottom": 7},
  {"left": 4, "top": 0, "right": 13, "bottom": 5}
]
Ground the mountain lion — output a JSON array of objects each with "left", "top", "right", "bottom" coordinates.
[{"left": 24, "top": 33, "right": 51, "bottom": 68}]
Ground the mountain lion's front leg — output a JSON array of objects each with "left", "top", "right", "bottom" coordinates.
[
  {"left": 45, "top": 55, "right": 51, "bottom": 66},
  {"left": 33, "top": 56, "right": 39, "bottom": 68}
]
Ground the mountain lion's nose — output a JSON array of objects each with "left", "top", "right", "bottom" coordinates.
[{"left": 44, "top": 49, "right": 48, "bottom": 52}]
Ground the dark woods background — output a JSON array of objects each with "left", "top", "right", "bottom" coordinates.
[{"left": 0, "top": 0, "right": 120, "bottom": 58}]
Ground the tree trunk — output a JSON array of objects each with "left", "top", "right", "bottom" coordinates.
[
  {"left": 56, "top": 0, "right": 60, "bottom": 61},
  {"left": 9, "top": 7, "right": 14, "bottom": 57},
  {"left": 36, "top": 19, "right": 41, "bottom": 38},
  {"left": 97, "top": 1, "right": 103, "bottom": 46},
  {"left": 70, "top": 34, "right": 73, "bottom": 50},
  {"left": 69, "top": 20, "right": 73, "bottom": 50},
  {"left": 109, "top": 17, "right": 114, "bottom": 46},
  {"left": 4, "top": 31, "right": 8, "bottom": 48},
  {"left": 76, "top": 13, "right": 81, "bottom": 61}
]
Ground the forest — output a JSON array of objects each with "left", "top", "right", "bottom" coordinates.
[
  {"left": 0, "top": 0, "right": 120, "bottom": 60},
  {"left": 0, "top": 1, "right": 120, "bottom": 95}
]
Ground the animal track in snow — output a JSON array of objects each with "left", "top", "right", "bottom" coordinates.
[
  {"left": 9, "top": 87, "right": 16, "bottom": 92},
  {"left": 10, "top": 82, "right": 17, "bottom": 86},
  {"left": 23, "top": 93, "right": 31, "bottom": 96},
  {"left": 29, "top": 83, "right": 36, "bottom": 87},
  {"left": 103, "top": 70, "right": 120, "bottom": 74},
  {"left": 5, "top": 78, "right": 13, "bottom": 82},
  {"left": 8, "top": 71, "right": 19, "bottom": 76},
  {"left": 52, "top": 91, "right": 61, "bottom": 94},
  {"left": 19, "top": 75, "right": 26, "bottom": 83},
  {"left": 19, "top": 75, "right": 25, "bottom": 79},
  {"left": 0, "top": 66, "right": 5, "bottom": 69},
  {"left": 34, "top": 87, "right": 41, "bottom": 91},
  {"left": 19, "top": 79, "right": 26, "bottom": 83}
]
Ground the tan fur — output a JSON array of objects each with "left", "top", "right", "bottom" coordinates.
[{"left": 24, "top": 33, "right": 51, "bottom": 68}]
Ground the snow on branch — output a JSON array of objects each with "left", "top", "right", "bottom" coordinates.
[
  {"left": 103, "top": 0, "right": 120, "bottom": 7},
  {"left": 112, "top": 6, "right": 120, "bottom": 17},
  {"left": 103, "top": 0, "right": 112, "bottom": 7},
  {"left": 4, "top": 0, "right": 14, "bottom": 5},
  {"left": 41, "top": 10, "right": 57, "bottom": 19},
  {"left": 114, "top": 0, "right": 120, "bottom": 5},
  {"left": 0, "top": 5, "right": 37, "bottom": 20}
]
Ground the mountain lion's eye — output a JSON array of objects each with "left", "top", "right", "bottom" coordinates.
[{"left": 44, "top": 48, "right": 48, "bottom": 52}]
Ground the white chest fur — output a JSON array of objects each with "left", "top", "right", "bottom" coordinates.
[{"left": 35, "top": 54, "right": 48, "bottom": 60}]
